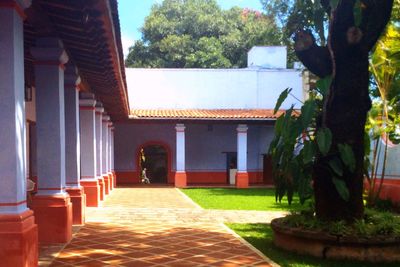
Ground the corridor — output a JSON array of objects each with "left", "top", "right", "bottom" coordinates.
[{"left": 41, "top": 188, "right": 275, "bottom": 266}]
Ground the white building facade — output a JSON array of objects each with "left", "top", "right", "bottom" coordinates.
[{"left": 115, "top": 47, "right": 304, "bottom": 187}]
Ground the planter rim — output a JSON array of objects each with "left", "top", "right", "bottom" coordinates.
[{"left": 271, "top": 217, "right": 400, "bottom": 245}]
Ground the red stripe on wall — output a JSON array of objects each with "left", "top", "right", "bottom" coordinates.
[
  {"left": 116, "top": 171, "right": 140, "bottom": 185},
  {"left": 186, "top": 172, "right": 226, "bottom": 184},
  {"left": 115, "top": 170, "right": 272, "bottom": 185},
  {"left": 79, "top": 106, "right": 95, "bottom": 110},
  {"left": 0, "top": 200, "right": 27, "bottom": 207}
]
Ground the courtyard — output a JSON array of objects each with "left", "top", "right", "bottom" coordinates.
[{"left": 40, "top": 187, "right": 281, "bottom": 266}]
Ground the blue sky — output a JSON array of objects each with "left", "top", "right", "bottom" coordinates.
[{"left": 118, "top": 0, "right": 263, "bottom": 57}]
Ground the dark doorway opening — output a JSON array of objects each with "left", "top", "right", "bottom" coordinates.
[
  {"left": 263, "top": 154, "right": 273, "bottom": 184},
  {"left": 140, "top": 145, "right": 168, "bottom": 184}
]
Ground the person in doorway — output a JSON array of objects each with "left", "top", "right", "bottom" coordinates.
[{"left": 141, "top": 168, "right": 150, "bottom": 184}]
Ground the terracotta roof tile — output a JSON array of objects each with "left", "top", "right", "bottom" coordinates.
[{"left": 129, "top": 109, "right": 288, "bottom": 120}]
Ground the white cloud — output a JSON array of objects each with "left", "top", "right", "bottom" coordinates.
[{"left": 121, "top": 34, "right": 135, "bottom": 59}]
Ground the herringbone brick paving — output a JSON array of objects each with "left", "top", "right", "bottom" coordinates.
[{"left": 41, "top": 188, "right": 282, "bottom": 266}]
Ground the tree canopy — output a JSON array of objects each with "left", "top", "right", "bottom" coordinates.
[{"left": 125, "top": 0, "right": 281, "bottom": 68}]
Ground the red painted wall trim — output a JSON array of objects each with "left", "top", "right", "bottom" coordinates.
[
  {"left": 0, "top": 200, "right": 27, "bottom": 207},
  {"left": 115, "top": 171, "right": 139, "bottom": 184},
  {"left": 38, "top": 187, "right": 65, "bottom": 190},
  {"left": 115, "top": 170, "right": 271, "bottom": 185},
  {"left": 79, "top": 106, "right": 95, "bottom": 111}
]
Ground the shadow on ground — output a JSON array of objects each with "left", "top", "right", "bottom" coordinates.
[{"left": 46, "top": 222, "right": 271, "bottom": 267}]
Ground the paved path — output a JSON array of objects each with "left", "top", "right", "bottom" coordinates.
[{"left": 43, "top": 188, "right": 283, "bottom": 267}]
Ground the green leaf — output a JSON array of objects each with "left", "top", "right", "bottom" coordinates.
[
  {"left": 338, "top": 143, "right": 356, "bottom": 172},
  {"left": 316, "top": 76, "right": 332, "bottom": 97},
  {"left": 364, "top": 131, "right": 371, "bottom": 156},
  {"left": 302, "top": 141, "right": 316, "bottom": 164},
  {"left": 332, "top": 177, "right": 350, "bottom": 201},
  {"left": 300, "top": 99, "right": 317, "bottom": 129},
  {"left": 329, "top": 158, "right": 343, "bottom": 176},
  {"left": 316, "top": 127, "right": 332, "bottom": 156},
  {"left": 274, "top": 115, "right": 285, "bottom": 135},
  {"left": 274, "top": 88, "right": 292, "bottom": 114},
  {"left": 353, "top": 0, "right": 362, "bottom": 27}
]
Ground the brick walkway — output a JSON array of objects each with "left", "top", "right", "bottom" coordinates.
[{"left": 42, "top": 188, "right": 282, "bottom": 267}]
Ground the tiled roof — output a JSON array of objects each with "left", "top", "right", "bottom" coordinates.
[{"left": 129, "top": 109, "right": 287, "bottom": 120}]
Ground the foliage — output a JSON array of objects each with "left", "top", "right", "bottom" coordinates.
[
  {"left": 261, "top": 0, "right": 328, "bottom": 65},
  {"left": 180, "top": 188, "right": 303, "bottom": 211},
  {"left": 228, "top": 223, "right": 400, "bottom": 267},
  {"left": 365, "top": 22, "right": 400, "bottom": 207},
  {"left": 125, "top": 0, "right": 280, "bottom": 68},
  {"left": 268, "top": 75, "right": 358, "bottom": 205}
]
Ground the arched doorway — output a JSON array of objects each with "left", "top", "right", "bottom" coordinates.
[{"left": 139, "top": 144, "right": 169, "bottom": 184}]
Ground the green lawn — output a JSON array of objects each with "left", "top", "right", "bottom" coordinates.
[
  {"left": 181, "top": 188, "right": 303, "bottom": 211},
  {"left": 227, "top": 223, "right": 400, "bottom": 267}
]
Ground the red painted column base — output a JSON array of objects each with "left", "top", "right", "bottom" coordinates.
[
  {"left": 0, "top": 210, "right": 38, "bottom": 267},
  {"left": 236, "top": 172, "right": 249, "bottom": 188},
  {"left": 112, "top": 171, "right": 116, "bottom": 189},
  {"left": 31, "top": 195, "right": 72, "bottom": 244},
  {"left": 80, "top": 180, "right": 100, "bottom": 207},
  {"left": 108, "top": 172, "right": 113, "bottom": 192},
  {"left": 99, "top": 176, "right": 106, "bottom": 200},
  {"left": 175, "top": 172, "right": 187, "bottom": 188},
  {"left": 66, "top": 187, "right": 86, "bottom": 225},
  {"left": 108, "top": 175, "right": 115, "bottom": 191},
  {"left": 103, "top": 175, "right": 110, "bottom": 195}
]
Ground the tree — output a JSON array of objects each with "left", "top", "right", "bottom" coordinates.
[
  {"left": 261, "top": 0, "right": 328, "bottom": 65},
  {"left": 125, "top": 0, "right": 281, "bottom": 68},
  {"left": 295, "top": 0, "right": 393, "bottom": 221},
  {"left": 270, "top": 0, "right": 394, "bottom": 222}
]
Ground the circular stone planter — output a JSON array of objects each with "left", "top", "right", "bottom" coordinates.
[{"left": 271, "top": 217, "right": 400, "bottom": 263}]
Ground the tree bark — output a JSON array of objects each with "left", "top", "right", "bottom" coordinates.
[{"left": 295, "top": 0, "right": 393, "bottom": 221}]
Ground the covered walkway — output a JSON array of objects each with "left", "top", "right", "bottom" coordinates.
[{"left": 41, "top": 188, "right": 278, "bottom": 266}]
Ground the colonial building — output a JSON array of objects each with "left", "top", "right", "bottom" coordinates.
[
  {"left": 1, "top": 1, "right": 399, "bottom": 266},
  {"left": 116, "top": 46, "right": 304, "bottom": 187}
]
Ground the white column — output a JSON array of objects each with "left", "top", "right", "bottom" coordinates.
[
  {"left": 175, "top": 124, "right": 187, "bottom": 187},
  {"left": 236, "top": 124, "right": 249, "bottom": 188},
  {"left": 30, "top": 38, "right": 74, "bottom": 243},
  {"left": 64, "top": 64, "right": 81, "bottom": 188},
  {"left": 79, "top": 93, "right": 100, "bottom": 207},
  {"left": 175, "top": 124, "right": 186, "bottom": 172},
  {"left": 110, "top": 126, "right": 115, "bottom": 189},
  {"left": 106, "top": 121, "right": 113, "bottom": 193},
  {"left": 0, "top": 3, "right": 39, "bottom": 263},
  {"left": 237, "top": 124, "right": 248, "bottom": 172},
  {"left": 95, "top": 103, "right": 103, "bottom": 179},
  {"left": 108, "top": 122, "right": 113, "bottom": 173},
  {"left": 79, "top": 96, "right": 97, "bottom": 182},
  {"left": 101, "top": 114, "right": 110, "bottom": 195},
  {"left": 0, "top": 0, "right": 31, "bottom": 214},
  {"left": 31, "top": 38, "right": 69, "bottom": 196},
  {"left": 111, "top": 127, "right": 115, "bottom": 172},
  {"left": 102, "top": 115, "right": 110, "bottom": 176}
]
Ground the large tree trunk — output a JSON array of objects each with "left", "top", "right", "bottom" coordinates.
[{"left": 295, "top": 0, "right": 393, "bottom": 221}]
